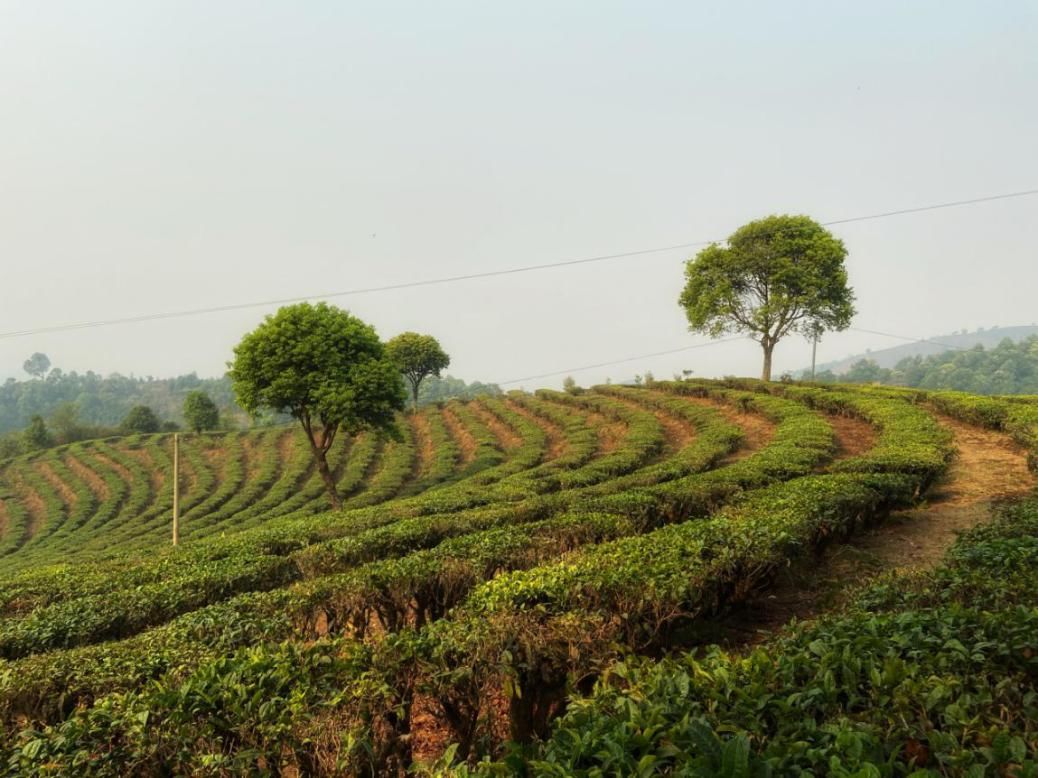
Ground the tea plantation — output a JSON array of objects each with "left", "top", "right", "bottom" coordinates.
[{"left": 0, "top": 381, "right": 1034, "bottom": 776}]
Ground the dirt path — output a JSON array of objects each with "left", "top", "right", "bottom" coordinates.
[
  {"left": 505, "top": 399, "right": 569, "bottom": 460},
  {"left": 35, "top": 461, "right": 78, "bottom": 511},
  {"left": 10, "top": 471, "right": 46, "bottom": 541},
  {"left": 676, "top": 395, "right": 776, "bottom": 459},
  {"left": 93, "top": 450, "right": 132, "bottom": 482},
  {"left": 610, "top": 394, "right": 695, "bottom": 453},
  {"left": 66, "top": 454, "right": 110, "bottom": 502},
  {"left": 409, "top": 411, "right": 435, "bottom": 480},
  {"left": 469, "top": 402, "right": 522, "bottom": 450},
  {"left": 706, "top": 416, "right": 1036, "bottom": 648},
  {"left": 825, "top": 413, "right": 878, "bottom": 464},
  {"left": 441, "top": 406, "right": 477, "bottom": 466}
]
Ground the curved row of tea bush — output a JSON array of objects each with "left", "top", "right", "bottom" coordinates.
[{"left": 0, "top": 385, "right": 955, "bottom": 774}]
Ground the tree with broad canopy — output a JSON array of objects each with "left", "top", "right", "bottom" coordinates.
[
  {"left": 679, "top": 214, "right": 855, "bottom": 381},
  {"left": 228, "top": 302, "right": 405, "bottom": 510}
]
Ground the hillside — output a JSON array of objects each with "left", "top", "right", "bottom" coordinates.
[
  {"left": 0, "top": 380, "right": 1033, "bottom": 774},
  {"left": 811, "top": 324, "right": 1038, "bottom": 374}
]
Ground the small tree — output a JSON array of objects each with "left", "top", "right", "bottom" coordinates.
[
  {"left": 228, "top": 302, "right": 405, "bottom": 510},
  {"left": 49, "top": 402, "right": 84, "bottom": 445},
  {"left": 183, "top": 391, "right": 220, "bottom": 434},
  {"left": 23, "top": 353, "right": 50, "bottom": 380},
  {"left": 23, "top": 415, "right": 52, "bottom": 450},
  {"left": 385, "top": 332, "right": 450, "bottom": 411},
  {"left": 679, "top": 215, "right": 855, "bottom": 381},
  {"left": 121, "top": 405, "right": 161, "bottom": 434}
]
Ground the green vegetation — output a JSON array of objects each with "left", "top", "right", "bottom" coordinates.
[
  {"left": 387, "top": 332, "right": 452, "bottom": 411},
  {"left": 0, "top": 379, "right": 1031, "bottom": 775},
  {"left": 182, "top": 391, "right": 220, "bottom": 433},
  {"left": 228, "top": 302, "right": 407, "bottom": 510},
  {"left": 821, "top": 335, "right": 1038, "bottom": 395},
  {"left": 493, "top": 497, "right": 1038, "bottom": 777},
  {"left": 680, "top": 215, "right": 855, "bottom": 381}
]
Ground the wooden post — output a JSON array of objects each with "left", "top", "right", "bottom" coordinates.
[{"left": 172, "top": 433, "right": 180, "bottom": 546}]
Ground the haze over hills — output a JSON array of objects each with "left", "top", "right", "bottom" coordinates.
[{"left": 810, "top": 324, "right": 1038, "bottom": 375}]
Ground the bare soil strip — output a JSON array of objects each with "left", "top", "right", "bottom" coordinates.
[
  {"left": 441, "top": 406, "right": 477, "bottom": 466},
  {"left": 505, "top": 400, "right": 569, "bottom": 461},
  {"left": 10, "top": 472, "right": 46, "bottom": 541},
  {"left": 93, "top": 451, "right": 132, "bottom": 482},
  {"left": 35, "top": 461, "right": 78, "bottom": 511},
  {"left": 468, "top": 403, "right": 522, "bottom": 450},
  {"left": 124, "top": 447, "right": 165, "bottom": 494},
  {"left": 825, "top": 413, "right": 879, "bottom": 464},
  {"left": 613, "top": 394, "right": 696, "bottom": 453},
  {"left": 580, "top": 409, "right": 626, "bottom": 455},
  {"left": 66, "top": 454, "right": 110, "bottom": 502},
  {"left": 675, "top": 395, "right": 777, "bottom": 459},
  {"left": 240, "top": 435, "right": 263, "bottom": 482},
  {"left": 708, "top": 416, "right": 1036, "bottom": 648},
  {"left": 410, "top": 412, "right": 435, "bottom": 480}
]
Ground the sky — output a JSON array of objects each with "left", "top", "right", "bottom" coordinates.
[{"left": 1, "top": 1, "right": 1036, "bottom": 390}]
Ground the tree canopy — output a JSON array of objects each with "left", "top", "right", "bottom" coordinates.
[
  {"left": 22, "top": 353, "right": 50, "bottom": 380},
  {"left": 183, "top": 391, "right": 220, "bottom": 434},
  {"left": 679, "top": 215, "right": 855, "bottom": 381},
  {"left": 385, "top": 332, "right": 451, "bottom": 410},
  {"left": 228, "top": 302, "right": 405, "bottom": 509},
  {"left": 121, "top": 405, "right": 161, "bottom": 434},
  {"left": 818, "top": 336, "right": 1038, "bottom": 395}
]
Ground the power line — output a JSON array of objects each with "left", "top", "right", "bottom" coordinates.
[
  {"left": 502, "top": 325, "right": 989, "bottom": 387},
  {"left": 847, "top": 327, "right": 970, "bottom": 352},
  {"left": 2, "top": 187, "right": 1036, "bottom": 341},
  {"left": 497, "top": 336, "right": 747, "bottom": 386}
]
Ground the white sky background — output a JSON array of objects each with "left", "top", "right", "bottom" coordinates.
[{"left": 1, "top": 1, "right": 1036, "bottom": 389}]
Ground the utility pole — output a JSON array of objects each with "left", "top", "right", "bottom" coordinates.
[
  {"left": 172, "top": 433, "right": 180, "bottom": 546},
  {"left": 811, "top": 332, "right": 819, "bottom": 381}
]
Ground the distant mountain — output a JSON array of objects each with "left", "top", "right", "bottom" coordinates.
[{"left": 810, "top": 325, "right": 1038, "bottom": 375}]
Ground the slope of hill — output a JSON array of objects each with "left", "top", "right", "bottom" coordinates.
[
  {"left": 812, "top": 324, "right": 1038, "bottom": 374},
  {"left": 0, "top": 381, "right": 1032, "bottom": 774}
]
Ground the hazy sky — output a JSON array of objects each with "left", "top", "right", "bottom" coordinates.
[{"left": 2, "top": 1, "right": 1036, "bottom": 390}]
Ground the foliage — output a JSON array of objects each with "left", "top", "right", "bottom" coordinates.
[
  {"left": 182, "top": 391, "right": 220, "bottom": 434},
  {"left": 679, "top": 215, "right": 855, "bottom": 381},
  {"left": 0, "top": 381, "right": 1031, "bottom": 775},
  {"left": 21, "top": 353, "right": 50, "bottom": 380},
  {"left": 229, "top": 302, "right": 406, "bottom": 509},
  {"left": 821, "top": 336, "right": 1038, "bottom": 395},
  {"left": 0, "top": 366, "right": 241, "bottom": 435},
  {"left": 120, "top": 405, "right": 161, "bottom": 434},
  {"left": 482, "top": 499, "right": 1038, "bottom": 777},
  {"left": 387, "top": 332, "right": 451, "bottom": 410},
  {"left": 21, "top": 416, "right": 52, "bottom": 451},
  {"left": 418, "top": 375, "right": 502, "bottom": 406}
]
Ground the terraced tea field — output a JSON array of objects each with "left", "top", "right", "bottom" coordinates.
[{"left": 0, "top": 380, "right": 1034, "bottom": 775}]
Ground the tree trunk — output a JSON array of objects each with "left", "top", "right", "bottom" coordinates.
[
  {"left": 411, "top": 380, "right": 420, "bottom": 413},
  {"left": 314, "top": 447, "right": 342, "bottom": 510},
  {"left": 761, "top": 340, "right": 774, "bottom": 382}
]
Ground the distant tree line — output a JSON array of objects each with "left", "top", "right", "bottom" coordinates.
[
  {"left": 0, "top": 351, "right": 501, "bottom": 463},
  {"left": 0, "top": 356, "right": 242, "bottom": 435},
  {"left": 814, "top": 336, "right": 1038, "bottom": 395}
]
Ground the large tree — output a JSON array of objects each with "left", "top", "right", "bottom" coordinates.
[
  {"left": 183, "top": 390, "right": 220, "bottom": 434},
  {"left": 679, "top": 214, "right": 855, "bottom": 381},
  {"left": 385, "top": 332, "right": 450, "bottom": 411},
  {"left": 228, "top": 302, "right": 405, "bottom": 509}
]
